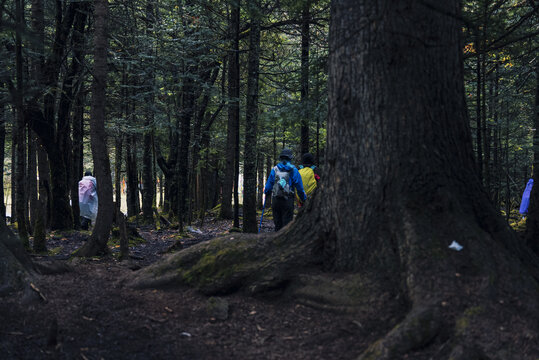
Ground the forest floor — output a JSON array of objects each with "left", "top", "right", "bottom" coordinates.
[{"left": 0, "top": 212, "right": 385, "bottom": 360}]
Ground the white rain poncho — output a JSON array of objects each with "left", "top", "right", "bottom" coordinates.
[{"left": 79, "top": 176, "right": 98, "bottom": 222}]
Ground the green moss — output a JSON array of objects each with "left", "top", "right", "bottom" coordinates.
[
  {"left": 455, "top": 316, "right": 469, "bottom": 336},
  {"left": 463, "top": 306, "right": 484, "bottom": 317},
  {"left": 108, "top": 227, "right": 146, "bottom": 247},
  {"left": 59, "top": 229, "right": 77, "bottom": 237},
  {"left": 180, "top": 241, "right": 253, "bottom": 288},
  {"left": 359, "top": 339, "right": 384, "bottom": 360},
  {"left": 48, "top": 246, "right": 63, "bottom": 256},
  {"left": 127, "top": 215, "right": 138, "bottom": 223}
]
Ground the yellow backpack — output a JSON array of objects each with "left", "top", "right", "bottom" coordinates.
[{"left": 296, "top": 166, "right": 317, "bottom": 203}]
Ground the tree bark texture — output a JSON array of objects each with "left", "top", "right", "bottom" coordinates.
[
  {"left": 71, "top": 90, "right": 85, "bottom": 229},
  {"left": 300, "top": 0, "right": 310, "bottom": 156},
  {"left": 243, "top": 0, "right": 261, "bottom": 233},
  {"left": 115, "top": 136, "right": 123, "bottom": 217},
  {"left": 177, "top": 77, "right": 194, "bottom": 229},
  {"left": 76, "top": 0, "right": 113, "bottom": 256},
  {"left": 0, "top": 107, "right": 5, "bottom": 219},
  {"left": 0, "top": 220, "right": 35, "bottom": 296},
  {"left": 142, "top": 0, "right": 155, "bottom": 223},
  {"left": 15, "top": 0, "right": 29, "bottom": 244},
  {"left": 60, "top": 4, "right": 88, "bottom": 226},
  {"left": 220, "top": 0, "right": 240, "bottom": 220},
  {"left": 27, "top": 129, "right": 38, "bottom": 232},
  {"left": 257, "top": 152, "right": 264, "bottom": 210},
  {"left": 525, "top": 61, "right": 539, "bottom": 255},
  {"left": 37, "top": 1, "right": 78, "bottom": 230},
  {"left": 126, "top": 134, "right": 139, "bottom": 217},
  {"left": 37, "top": 141, "right": 51, "bottom": 229}
]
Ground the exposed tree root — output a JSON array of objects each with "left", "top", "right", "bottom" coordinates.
[
  {"left": 126, "top": 229, "right": 316, "bottom": 295},
  {"left": 125, "top": 199, "right": 539, "bottom": 358},
  {"left": 358, "top": 304, "right": 441, "bottom": 360}
]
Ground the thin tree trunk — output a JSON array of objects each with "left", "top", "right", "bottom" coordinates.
[
  {"left": 221, "top": 0, "right": 240, "bottom": 220},
  {"left": 257, "top": 152, "right": 264, "bottom": 210},
  {"left": 492, "top": 63, "right": 500, "bottom": 207},
  {"left": 315, "top": 71, "right": 321, "bottom": 164},
  {"left": 243, "top": 0, "right": 261, "bottom": 233},
  {"left": 11, "top": 118, "right": 16, "bottom": 224},
  {"left": 300, "top": 0, "right": 310, "bottom": 155},
  {"left": 159, "top": 172, "right": 163, "bottom": 208},
  {"left": 37, "top": 142, "right": 51, "bottom": 229},
  {"left": 482, "top": 58, "right": 490, "bottom": 194},
  {"left": 77, "top": 0, "right": 112, "bottom": 256},
  {"left": 142, "top": 0, "right": 155, "bottom": 223},
  {"left": 31, "top": 0, "right": 48, "bottom": 230},
  {"left": 115, "top": 136, "right": 123, "bottom": 216},
  {"left": 126, "top": 134, "right": 139, "bottom": 217},
  {"left": 71, "top": 90, "right": 85, "bottom": 229},
  {"left": 265, "top": 155, "right": 272, "bottom": 208},
  {"left": 0, "top": 106, "right": 5, "bottom": 220},
  {"left": 525, "top": 61, "right": 539, "bottom": 254},
  {"left": 15, "top": 0, "right": 29, "bottom": 245},
  {"left": 27, "top": 128, "right": 38, "bottom": 233},
  {"left": 475, "top": 43, "right": 483, "bottom": 184},
  {"left": 505, "top": 102, "right": 510, "bottom": 223}
]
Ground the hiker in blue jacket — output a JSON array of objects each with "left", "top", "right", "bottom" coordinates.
[{"left": 264, "top": 148, "right": 307, "bottom": 231}]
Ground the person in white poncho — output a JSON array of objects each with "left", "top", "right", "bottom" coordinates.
[{"left": 79, "top": 171, "right": 98, "bottom": 230}]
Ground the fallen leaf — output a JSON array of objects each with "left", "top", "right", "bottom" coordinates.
[
  {"left": 82, "top": 316, "right": 94, "bottom": 321},
  {"left": 256, "top": 325, "right": 265, "bottom": 331},
  {"left": 165, "top": 307, "right": 173, "bottom": 313},
  {"left": 249, "top": 311, "right": 257, "bottom": 315}
]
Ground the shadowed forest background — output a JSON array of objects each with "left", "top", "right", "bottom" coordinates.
[{"left": 1, "top": 0, "right": 538, "bottom": 359}]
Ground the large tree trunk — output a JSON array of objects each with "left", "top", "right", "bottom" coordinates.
[
  {"left": 76, "top": 0, "right": 113, "bottom": 256},
  {"left": 242, "top": 0, "right": 261, "bottom": 233},
  {"left": 0, "top": 221, "right": 35, "bottom": 296},
  {"left": 220, "top": 0, "right": 240, "bottom": 220},
  {"left": 128, "top": 1, "right": 539, "bottom": 358}
]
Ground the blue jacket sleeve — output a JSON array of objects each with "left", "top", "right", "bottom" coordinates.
[
  {"left": 264, "top": 168, "right": 275, "bottom": 194},
  {"left": 292, "top": 168, "right": 307, "bottom": 201}
]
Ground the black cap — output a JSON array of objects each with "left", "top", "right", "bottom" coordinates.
[
  {"left": 302, "top": 153, "right": 314, "bottom": 166},
  {"left": 279, "top": 148, "right": 293, "bottom": 161}
]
